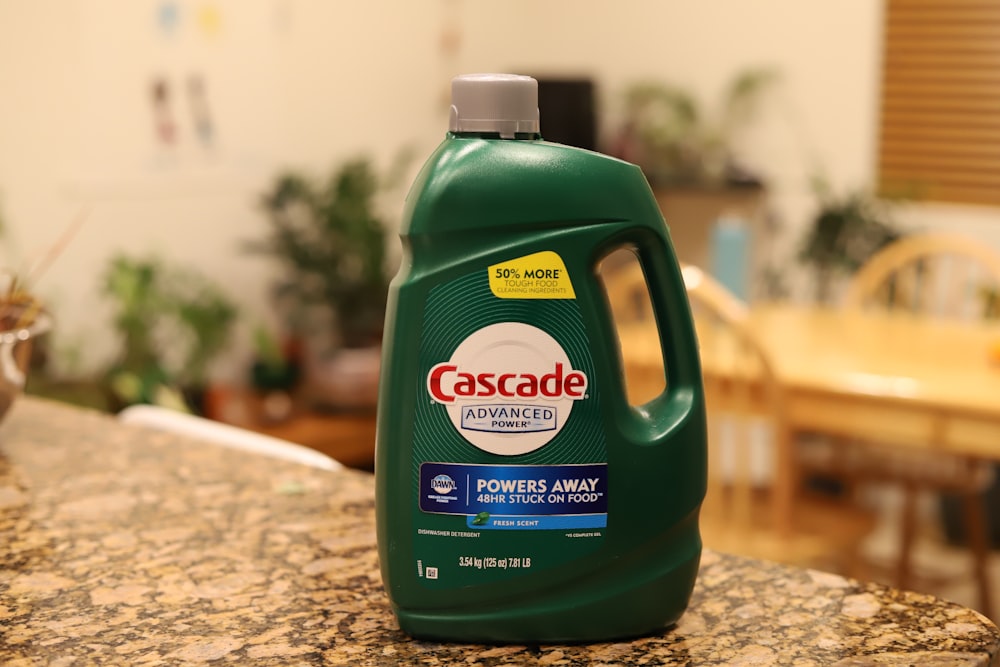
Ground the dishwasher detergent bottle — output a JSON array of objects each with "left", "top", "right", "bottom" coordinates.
[{"left": 375, "top": 73, "right": 706, "bottom": 643}]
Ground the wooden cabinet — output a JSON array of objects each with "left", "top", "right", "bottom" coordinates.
[
  {"left": 210, "top": 387, "right": 377, "bottom": 471},
  {"left": 252, "top": 411, "right": 376, "bottom": 471}
]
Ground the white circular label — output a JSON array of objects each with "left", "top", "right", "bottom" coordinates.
[{"left": 426, "top": 322, "right": 588, "bottom": 455}]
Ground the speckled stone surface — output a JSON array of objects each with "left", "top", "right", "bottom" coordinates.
[{"left": 1, "top": 398, "right": 998, "bottom": 666}]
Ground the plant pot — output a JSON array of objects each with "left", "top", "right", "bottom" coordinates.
[
  {"left": 305, "top": 345, "right": 380, "bottom": 412},
  {"left": 0, "top": 312, "right": 52, "bottom": 424}
]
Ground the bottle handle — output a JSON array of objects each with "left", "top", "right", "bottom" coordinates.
[{"left": 596, "top": 227, "right": 702, "bottom": 433}]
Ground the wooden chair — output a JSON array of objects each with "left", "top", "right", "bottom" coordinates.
[
  {"left": 844, "top": 232, "right": 1000, "bottom": 320},
  {"left": 602, "top": 259, "right": 876, "bottom": 574},
  {"left": 682, "top": 265, "right": 876, "bottom": 575},
  {"left": 812, "top": 232, "right": 1000, "bottom": 614}
]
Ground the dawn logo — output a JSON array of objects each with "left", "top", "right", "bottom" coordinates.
[
  {"left": 430, "top": 474, "right": 457, "bottom": 495},
  {"left": 426, "top": 322, "right": 588, "bottom": 456}
]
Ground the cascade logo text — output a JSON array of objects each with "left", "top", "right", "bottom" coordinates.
[{"left": 428, "top": 362, "right": 587, "bottom": 404}]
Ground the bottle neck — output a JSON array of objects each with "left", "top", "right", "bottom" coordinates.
[{"left": 448, "top": 131, "right": 541, "bottom": 141}]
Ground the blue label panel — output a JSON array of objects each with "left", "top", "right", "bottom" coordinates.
[{"left": 419, "top": 462, "right": 607, "bottom": 516}]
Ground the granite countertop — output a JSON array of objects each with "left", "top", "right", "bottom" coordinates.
[{"left": 1, "top": 397, "right": 998, "bottom": 666}]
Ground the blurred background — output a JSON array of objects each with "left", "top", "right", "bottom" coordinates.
[
  {"left": 4, "top": 0, "right": 1000, "bottom": 619},
  {"left": 0, "top": 0, "right": 975, "bottom": 386},
  {"left": 2, "top": 0, "right": 996, "bottom": 392}
]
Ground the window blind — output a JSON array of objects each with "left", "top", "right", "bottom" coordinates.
[{"left": 879, "top": 0, "right": 1000, "bottom": 206}]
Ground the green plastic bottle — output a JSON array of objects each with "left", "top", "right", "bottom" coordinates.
[{"left": 375, "top": 73, "right": 706, "bottom": 643}]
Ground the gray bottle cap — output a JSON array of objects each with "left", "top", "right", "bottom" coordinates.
[{"left": 449, "top": 73, "right": 540, "bottom": 139}]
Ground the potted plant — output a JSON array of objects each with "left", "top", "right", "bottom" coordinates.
[
  {"left": 0, "top": 271, "right": 51, "bottom": 423},
  {"left": 246, "top": 325, "right": 302, "bottom": 423},
  {"left": 248, "top": 155, "right": 404, "bottom": 410},
  {"left": 173, "top": 275, "right": 238, "bottom": 413},
  {"left": 798, "top": 177, "right": 904, "bottom": 304},
  {"left": 617, "top": 67, "right": 779, "bottom": 188},
  {"left": 0, "top": 203, "right": 85, "bottom": 422},
  {"left": 101, "top": 255, "right": 172, "bottom": 410},
  {"left": 249, "top": 325, "right": 300, "bottom": 393},
  {"left": 101, "top": 253, "right": 237, "bottom": 414}
]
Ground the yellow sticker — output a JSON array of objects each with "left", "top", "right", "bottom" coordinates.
[{"left": 489, "top": 251, "right": 576, "bottom": 299}]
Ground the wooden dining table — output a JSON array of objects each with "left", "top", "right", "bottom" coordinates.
[
  {"left": 752, "top": 304, "right": 1000, "bottom": 457},
  {"left": 622, "top": 303, "right": 1000, "bottom": 460},
  {"left": 620, "top": 300, "right": 1000, "bottom": 612}
]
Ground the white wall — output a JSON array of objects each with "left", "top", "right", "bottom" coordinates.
[
  {"left": 1, "top": 0, "right": 997, "bottom": 379},
  {"left": 458, "top": 0, "right": 891, "bottom": 300},
  {"left": 0, "top": 0, "right": 450, "bottom": 378}
]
